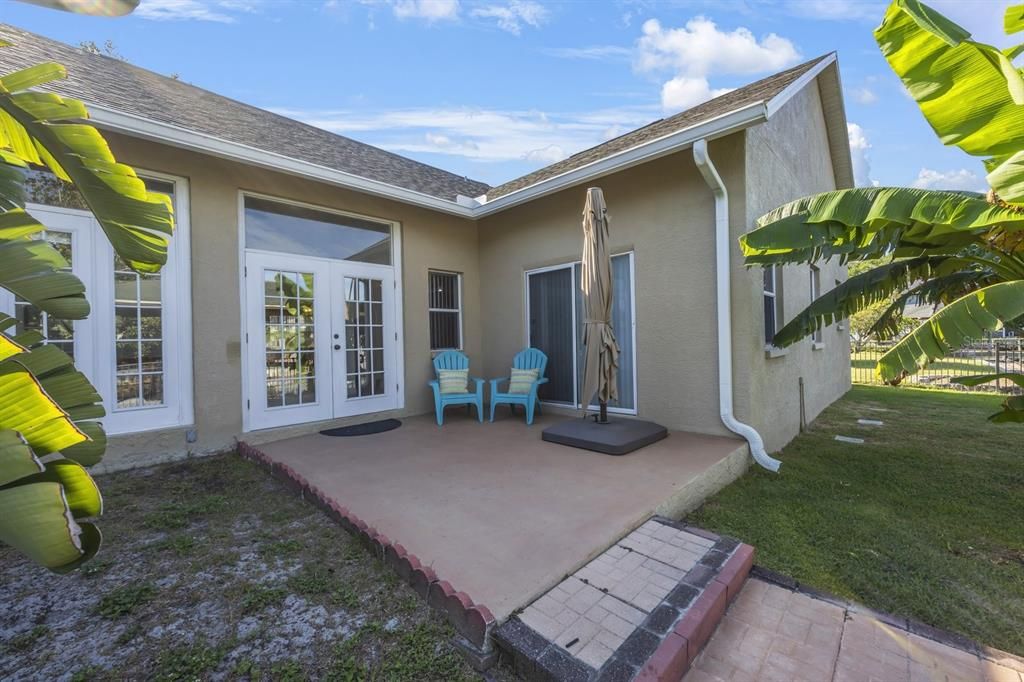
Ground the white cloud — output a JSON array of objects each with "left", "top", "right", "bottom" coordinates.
[
  {"left": 661, "top": 77, "right": 733, "bottom": 110},
  {"left": 785, "top": 0, "right": 884, "bottom": 21},
  {"left": 911, "top": 168, "right": 987, "bottom": 192},
  {"left": 636, "top": 17, "right": 801, "bottom": 111},
  {"left": 135, "top": 0, "right": 243, "bottom": 22},
  {"left": 847, "top": 122, "right": 877, "bottom": 187},
  {"left": 541, "top": 45, "right": 632, "bottom": 61},
  {"left": 851, "top": 86, "right": 878, "bottom": 105},
  {"left": 392, "top": 0, "right": 460, "bottom": 22},
  {"left": 471, "top": 0, "right": 548, "bottom": 34},
  {"left": 269, "top": 104, "right": 659, "bottom": 167}
]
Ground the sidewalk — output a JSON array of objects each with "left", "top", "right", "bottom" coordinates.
[{"left": 685, "top": 578, "right": 1023, "bottom": 682}]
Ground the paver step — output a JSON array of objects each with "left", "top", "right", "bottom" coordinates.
[{"left": 494, "top": 517, "right": 754, "bottom": 681}]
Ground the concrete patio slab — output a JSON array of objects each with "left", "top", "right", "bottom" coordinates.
[{"left": 245, "top": 411, "right": 748, "bottom": 620}]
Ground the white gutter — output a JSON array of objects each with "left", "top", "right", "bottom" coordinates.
[{"left": 692, "top": 138, "right": 782, "bottom": 472}]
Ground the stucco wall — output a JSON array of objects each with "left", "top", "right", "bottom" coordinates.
[
  {"left": 738, "top": 79, "right": 852, "bottom": 452},
  {"left": 476, "top": 137, "right": 745, "bottom": 436},
  {"left": 96, "top": 133, "right": 480, "bottom": 471}
]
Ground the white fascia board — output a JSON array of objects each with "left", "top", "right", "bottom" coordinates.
[
  {"left": 87, "top": 104, "right": 477, "bottom": 219},
  {"left": 473, "top": 101, "right": 768, "bottom": 217},
  {"left": 764, "top": 53, "right": 837, "bottom": 118}
]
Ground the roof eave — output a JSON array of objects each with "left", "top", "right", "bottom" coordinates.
[
  {"left": 88, "top": 104, "right": 478, "bottom": 219},
  {"left": 474, "top": 100, "right": 769, "bottom": 217}
]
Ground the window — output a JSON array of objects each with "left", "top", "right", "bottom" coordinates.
[
  {"left": 428, "top": 270, "right": 462, "bottom": 351},
  {"left": 344, "top": 276, "right": 386, "bottom": 398},
  {"left": 809, "top": 266, "right": 823, "bottom": 344},
  {"left": 763, "top": 266, "right": 779, "bottom": 345},
  {"left": 526, "top": 253, "right": 636, "bottom": 413},
  {"left": 5, "top": 171, "right": 194, "bottom": 435},
  {"left": 244, "top": 196, "right": 392, "bottom": 264},
  {"left": 14, "top": 231, "right": 76, "bottom": 360},
  {"left": 263, "top": 269, "right": 317, "bottom": 407}
]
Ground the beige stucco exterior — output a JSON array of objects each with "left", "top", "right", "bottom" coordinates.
[
  {"left": 96, "top": 133, "right": 482, "bottom": 471},
  {"left": 92, "top": 72, "right": 850, "bottom": 471}
]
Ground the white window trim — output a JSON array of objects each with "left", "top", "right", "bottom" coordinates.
[
  {"left": 523, "top": 251, "right": 639, "bottom": 416},
  {"left": 17, "top": 170, "right": 194, "bottom": 436},
  {"left": 810, "top": 265, "right": 824, "bottom": 347},
  {"left": 237, "top": 190, "right": 405, "bottom": 433},
  {"left": 763, "top": 265, "right": 788, "bottom": 357},
  {"left": 427, "top": 270, "right": 463, "bottom": 352}
]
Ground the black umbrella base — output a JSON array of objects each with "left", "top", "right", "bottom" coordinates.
[{"left": 541, "top": 417, "right": 668, "bottom": 455}]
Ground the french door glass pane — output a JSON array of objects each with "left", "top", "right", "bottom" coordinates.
[
  {"left": 15, "top": 231, "right": 75, "bottom": 361},
  {"left": 264, "top": 269, "right": 317, "bottom": 408},
  {"left": 344, "top": 276, "right": 386, "bottom": 398}
]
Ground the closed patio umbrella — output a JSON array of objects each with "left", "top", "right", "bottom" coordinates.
[{"left": 579, "top": 187, "right": 620, "bottom": 423}]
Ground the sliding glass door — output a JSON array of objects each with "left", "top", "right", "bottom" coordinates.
[{"left": 525, "top": 253, "right": 636, "bottom": 413}]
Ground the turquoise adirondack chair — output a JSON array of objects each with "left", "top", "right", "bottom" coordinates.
[
  {"left": 489, "top": 348, "right": 549, "bottom": 425},
  {"left": 429, "top": 350, "right": 485, "bottom": 426}
]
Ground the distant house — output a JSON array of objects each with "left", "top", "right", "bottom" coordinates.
[{"left": 0, "top": 25, "right": 852, "bottom": 470}]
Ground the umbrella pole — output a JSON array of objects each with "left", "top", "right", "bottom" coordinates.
[{"left": 598, "top": 400, "right": 609, "bottom": 424}]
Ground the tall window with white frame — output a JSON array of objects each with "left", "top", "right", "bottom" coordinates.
[
  {"left": 809, "top": 265, "right": 823, "bottom": 344},
  {"left": 428, "top": 270, "right": 462, "bottom": 351},
  {"left": 763, "top": 266, "right": 780, "bottom": 346}
]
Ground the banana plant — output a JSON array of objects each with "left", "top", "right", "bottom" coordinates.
[
  {"left": 739, "top": 0, "right": 1024, "bottom": 423},
  {"left": 0, "top": 46, "right": 173, "bottom": 570}
]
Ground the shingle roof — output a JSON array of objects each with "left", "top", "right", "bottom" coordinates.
[
  {"left": 485, "top": 55, "right": 830, "bottom": 200},
  {"left": 0, "top": 24, "right": 491, "bottom": 202}
]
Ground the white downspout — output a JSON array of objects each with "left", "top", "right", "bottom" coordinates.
[{"left": 692, "top": 138, "right": 782, "bottom": 472}]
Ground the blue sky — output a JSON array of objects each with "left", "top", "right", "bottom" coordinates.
[{"left": 4, "top": 0, "right": 1013, "bottom": 190}]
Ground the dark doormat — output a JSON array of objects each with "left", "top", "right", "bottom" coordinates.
[{"left": 320, "top": 419, "right": 401, "bottom": 437}]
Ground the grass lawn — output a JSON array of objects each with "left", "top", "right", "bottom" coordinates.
[
  {"left": 688, "top": 385, "right": 1024, "bottom": 656},
  {"left": 0, "top": 455, "right": 495, "bottom": 681}
]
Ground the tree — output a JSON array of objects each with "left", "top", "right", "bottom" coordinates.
[
  {"left": 740, "top": 0, "right": 1024, "bottom": 423},
  {"left": 0, "top": 46, "right": 173, "bottom": 571}
]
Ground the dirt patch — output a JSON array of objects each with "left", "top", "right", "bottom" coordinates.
[{"left": 0, "top": 454, "right": 491, "bottom": 681}]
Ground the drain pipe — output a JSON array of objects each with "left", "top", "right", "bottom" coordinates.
[{"left": 692, "top": 139, "right": 782, "bottom": 472}]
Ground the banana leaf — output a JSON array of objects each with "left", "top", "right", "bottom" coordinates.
[
  {"left": 867, "top": 270, "right": 990, "bottom": 338},
  {"left": 770, "top": 256, "right": 961, "bottom": 347},
  {"left": 0, "top": 219, "right": 89, "bottom": 319},
  {"left": 742, "top": 188, "right": 1024, "bottom": 266},
  {"left": 0, "top": 62, "right": 173, "bottom": 273},
  {"left": 0, "top": 429, "right": 43, "bottom": 487},
  {"left": 875, "top": 0, "right": 1024, "bottom": 201},
  {"left": 876, "top": 281, "right": 1024, "bottom": 382}
]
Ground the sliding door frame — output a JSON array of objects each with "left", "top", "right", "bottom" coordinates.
[{"left": 523, "top": 251, "right": 638, "bottom": 415}]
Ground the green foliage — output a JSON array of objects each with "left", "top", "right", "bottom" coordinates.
[
  {"left": 0, "top": 36, "right": 174, "bottom": 572},
  {"left": 95, "top": 583, "right": 157, "bottom": 618},
  {"left": 739, "top": 0, "right": 1024, "bottom": 422}
]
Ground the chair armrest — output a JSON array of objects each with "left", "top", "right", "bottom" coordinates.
[
  {"left": 490, "top": 377, "right": 511, "bottom": 390},
  {"left": 428, "top": 379, "right": 440, "bottom": 388},
  {"left": 536, "top": 377, "right": 549, "bottom": 385}
]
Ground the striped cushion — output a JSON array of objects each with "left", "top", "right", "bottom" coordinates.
[
  {"left": 438, "top": 368, "right": 469, "bottom": 394},
  {"left": 508, "top": 367, "right": 539, "bottom": 394}
]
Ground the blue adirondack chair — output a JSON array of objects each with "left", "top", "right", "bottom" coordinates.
[
  {"left": 429, "top": 350, "right": 485, "bottom": 426},
  {"left": 489, "top": 348, "right": 549, "bottom": 425}
]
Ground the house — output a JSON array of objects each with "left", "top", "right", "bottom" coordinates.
[{"left": 0, "top": 24, "right": 852, "bottom": 471}]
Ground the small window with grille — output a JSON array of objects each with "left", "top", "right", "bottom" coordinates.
[{"left": 428, "top": 270, "right": 462, "bottom": 351}]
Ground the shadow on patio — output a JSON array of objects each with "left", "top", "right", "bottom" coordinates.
[{"left": 242, "top": 410, "right": 749, "bottom": 621}]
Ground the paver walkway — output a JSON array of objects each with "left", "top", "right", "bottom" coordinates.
[{"left": 685, "top": 578, "right": 1023, "bottom": 682}]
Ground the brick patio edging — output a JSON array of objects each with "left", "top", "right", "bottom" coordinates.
[
  {"left": 236, "top": 441, "right": 499, "bottom": 668},
  {"left": 749, "top": 565, "right": 1024, "bottom": 676}
]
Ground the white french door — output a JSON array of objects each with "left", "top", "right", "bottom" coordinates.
[{"left": 244, "top": 252, "right": 399, "bottom": 430}]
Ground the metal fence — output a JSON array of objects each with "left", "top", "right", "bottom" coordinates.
[{"left": 851, "top": 337, "right": 1024, "bottom": 394}]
